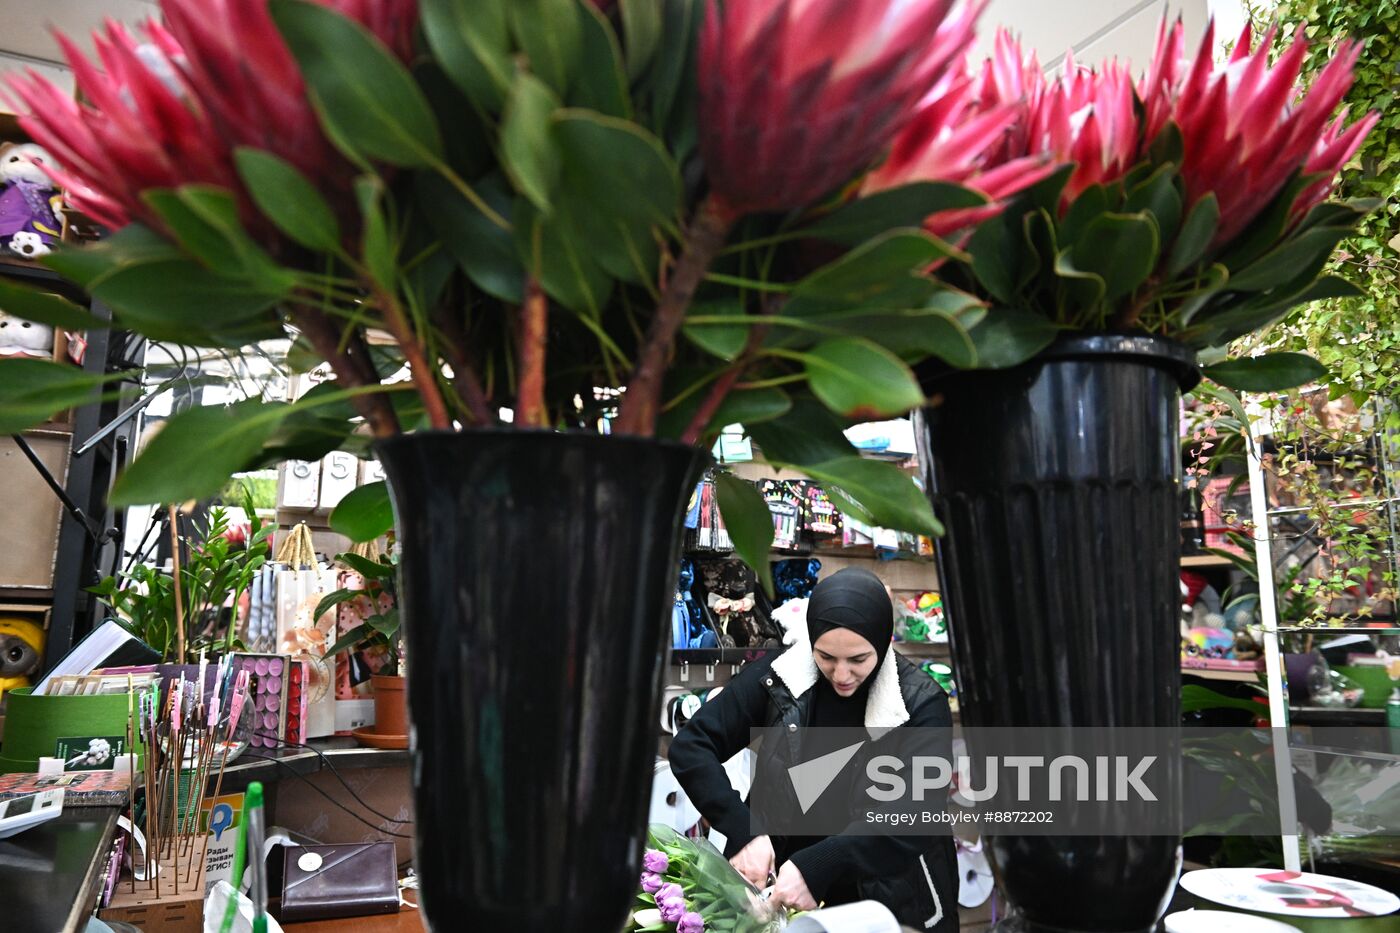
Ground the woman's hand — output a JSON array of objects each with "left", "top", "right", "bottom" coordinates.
[
  {"left": 771, "top": 860, "right": 818, "bottom": 911},
  {"left": 728, "top": 835, "right": 775, "bottom": 887}
]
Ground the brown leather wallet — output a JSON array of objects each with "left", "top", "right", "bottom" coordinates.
[{"left": 279, "top": 843, "right": 400, "bottom": 923}]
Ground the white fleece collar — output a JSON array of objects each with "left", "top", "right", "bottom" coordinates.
[{"left": 768, "top": 603, "right": 909, "bottom": 731}]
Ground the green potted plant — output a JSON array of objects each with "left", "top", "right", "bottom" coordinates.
[
  {"left": 0, "top": 1, "right": 1001, "bottom": 926},
  {"left": 317, "top": 552, "right": 405, "bottom": 745},
  {"left": 90, "top": 501, "right": 273, "bottom": 661},
  {"left": 872, "top": 20, "right": 1375, "bottom": 930}
]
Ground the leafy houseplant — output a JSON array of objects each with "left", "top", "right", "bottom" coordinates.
[
  {"left": 90, "top": 502, "right": 273, "bottom": 661},
  {"left": 879, "top": 20, "right": 1377, "bottom": 933},
  {"left": 316, "top": 552, "right": 408, "bottom": 741},
  {"left": 0, "top": 1, "right": 1375, "bottom": 929},
  {"left": 318, "top": 553, "right": 401, "bottom": 678},
  {"left": 0, "top": 1, "right": 1011, "bottom": 928}
]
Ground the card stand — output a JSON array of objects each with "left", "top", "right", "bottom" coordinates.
[{"left": 101, "top": 836, "right": 208, "bottom": 933}]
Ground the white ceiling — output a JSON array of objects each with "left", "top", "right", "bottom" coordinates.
[{"left": 0, "top": 0, "right": 1242, "bottom": 108}]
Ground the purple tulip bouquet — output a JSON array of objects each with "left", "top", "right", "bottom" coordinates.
[{"left": 632, "top": 826, "right": 789, "bottom": 933}]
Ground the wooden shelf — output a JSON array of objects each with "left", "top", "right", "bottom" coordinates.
[
  {"left": 895, "top": 640, "right": 950, "bottom": 657},
  {"left": 1182, "top": 665, "right": 1262, "bottom": 683},
  {"left": 1181, "top": 554, "right": 1239, "bottom": 569}
]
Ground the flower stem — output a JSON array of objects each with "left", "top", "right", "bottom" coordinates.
[
  {"left": 615, "top": 195, "right": 736, "bottom": 437},
  {"left": 371, "top": 284, "right": 453, "bottom": 431},
  {"left": 292, "top": 306, "right": 400, "bottom": 438},
  {"left": 679, "top": 299, "right": 782, "bottom": 446},
  {"left": 516, "top": 276, "right": 549, "bottom": 428},
  {"left": 433, "top": 304, "right": 494, "bottom": 426}
]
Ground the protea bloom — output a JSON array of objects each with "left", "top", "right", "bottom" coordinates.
[
  {"left": 698, "top": 0, "right": 983, "bottom": 220},
  {"left": 1162, "top": 19, "right": 1376, "bottom": 245},
  {"left": 1034, "top": 51, "right": 1144, "bottom": 204},
  {"left": 6, "top": 0, "right": 417, "bottom": 238},
  {"left": 865, "top": 31, "right": 1058, "bottom": 237}
]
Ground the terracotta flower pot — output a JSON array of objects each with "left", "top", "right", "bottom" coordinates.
[{"left": 370, "top": 674, "right": 407, "bottom": 736}]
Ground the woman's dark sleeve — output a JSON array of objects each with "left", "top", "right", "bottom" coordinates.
[
  {"left": 668, "top": 659, "right": 773, "bottom": 858},
  {"left": 788, "top": 687, "right": 953, "bottom": 901}
]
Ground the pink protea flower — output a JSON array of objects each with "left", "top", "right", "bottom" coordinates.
[
  {"left": 1164, "top": 19, "right": 1376, "bottom": 246},
  {"left": 698, "top": 0, "right": 983, "bottom": 220},
  {"left": 865, "top": 31, "right": 1059, "bottom": 237},
  {"left": 6, "top": 0, "right": 418, "bottom": 237},
  {"left": 1034, "top": 51, "right": 1142, "bottom": 204}
]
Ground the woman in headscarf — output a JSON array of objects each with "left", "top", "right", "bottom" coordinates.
[{"left": 669, "top": 568, "right": 958, "bottom": 929}]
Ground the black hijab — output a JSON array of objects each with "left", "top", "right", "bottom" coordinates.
[{"left": 804, "top": 568, "right": 894, "bottom": 729}]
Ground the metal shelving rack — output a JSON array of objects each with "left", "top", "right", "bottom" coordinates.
[{"left": 1245, "top": 393, "right": 1400, "bottom": 872}]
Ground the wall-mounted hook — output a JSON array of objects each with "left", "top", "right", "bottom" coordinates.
[
  {"left": 730, "top": 664, "right": 740, "bottom": 678},
  {"left": 705, "top": 663, "right": 716, "bottom": 682},
  {"left": 680, "top": 661, "right": 690, "bottom": 682}
]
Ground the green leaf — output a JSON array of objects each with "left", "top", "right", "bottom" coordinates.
[
  {"left": 42, "top": 225, "right": 179, "bottom": 290},
  {"left": 0, "top": 278, "right": 102, "bottom": 330},
  {"left": 648, "top": 0, "right": 700, "bottom": 142},
  {"left": 801, "top": 338, "right": 924, "bottom": 419},
  {"left": 682, "top": 300, "right": 748, "bottom": 360},
  {"left": 746, "top": 399, "right": 857, "bottom": 466},
  {"left": 965, "top": 308, "right": 1058, "bottom": 369},
  {"left": 1175, "top": 263, "right": 1230, "bottom": 326},
  {"left": 513, "top": 198, "right": 612, "bottom": 314},
  {"left": 575, "top": 3, "right": 632, "bottom": 118},
  {"left": 790, "top": 230, "right": 945, "bottom": 311},
  {"left": 714, "top": 472, "right": 774, "bottom": 597},
  {"left": 326, "top": 622, "right": 376, "bottom": 657},
  {"left": 329, "top": 481, "right": 396, "bottom": 542},
  {"left": 234, "top": 148, "right": 342, "bottom": 253},
  {"left": 270, "top": 0, "right": 443, "bottom": 167},
  {"left": 110, "top": 400, "right": 289, "bottom": 505},
  {"left": 92, "top": 258, "right": 285, "bottom": 347},
  {"left": 798, "top": 303, "right": 978, "bottom": 369},
  {"left": 968, "top": 204, "right": 1033, "bottom": 304},
  {"left": 1056, "top": 185, "right": 1109, "bottom": 248},
  {"left": 619, "top": 0, "right": 663, "bottom": 80},
  {"left": 337, "top": 551, "right": 396, "bottom": 579},
  {"left": 1052, "top": 250, "right": 1107, "bottom": 312},
  {"left": 419, "top": 0, "right": 512, "bottom": 113},
  {"left": 501, "top": 72, "right": 562, "bottom": 212},
  {"left": 0, "top": 359, "right": 118, "bottom": 433},
  {"left": 142, "top": 186, "right": 295, "bottom": 292},
  {"left": 1182, "top": 684, "right": 1267, "bottom": 717},
  {"left": 1225, "top": 227, "right": 1348, "bottom": 293},
  {"left": 802, "top": 457, "right": 942, "bottom": 537},
  {"left": 1203, "top": 353, "right": 1328, "bottom": 392},
  {"left": 801, "top": 183, "right": 985, "bottom": 246},
  {"left": 314, "top": 589, "right": 370, "bottom": 626},
  {"left": 417, "top": 172, "right": 524, "bottom": 303},
  {"left": 1124, "top": 165, "right": 1183, "bottom": 247},
  {"left": 355, "top": 176, "right": 396, "bottom": 291},
  {"left": 711, "top": 387, "right": 792, "bottom": 430},
  {"left": 1064, "top": 212, "right": 1159, "bottom": 304},
  {"left": 552, "top": 108, "right": 681, "bottom": 285},
  {"left": 1166, "top": 194, "right": 1219, "bottom": 278},
  {"left": 509, "top": 0, "right": 584, "bottom": 96}
]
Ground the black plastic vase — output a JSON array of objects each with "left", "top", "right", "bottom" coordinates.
[
  {"left": 376, "top": 431, "right": 707, "bottom": 932},
  {"left": 915, "top": 335, "right": 1199, "bottom": 932}
]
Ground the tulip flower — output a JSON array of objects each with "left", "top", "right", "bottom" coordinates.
[
  {"left": 698, "top": 0, "right": 983, "bottom": 219},
  {"left": 677, "top": 912, "right": 705, "bottom": 933},
  {"left": 1162, "top": 20, "right": 1376, "bottom": 246},
  {"left": 6, "top": 0, "right": 418, "bottom": 236},
  {"left": 865, "top": 31, "right": 1058, "bottom": 237},
  {"left": 642, "top": 849, "right": 669, "bottom": 874}
]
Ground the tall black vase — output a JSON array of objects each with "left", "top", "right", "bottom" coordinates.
[
  {"left": 376, "top": 431, "right": 706, "bottom": 932},
  {"left": 915, "top": 335, "right": 1199, "bottom": 933}
]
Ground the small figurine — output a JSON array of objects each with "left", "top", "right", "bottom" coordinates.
[{"left": 0, "top": 142, "right": 62, "bottom": 259}]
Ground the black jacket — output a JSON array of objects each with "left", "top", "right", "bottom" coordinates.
[{"left": 669, "top": 639, "right": 958, "bottom": 931}]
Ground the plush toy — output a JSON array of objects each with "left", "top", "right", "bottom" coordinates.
[
  {"left": 0, "top": 142, "right": 62, "bottom": 259},
  {"left": 0, "top": 616, "right": 45, "bottom": 697},
  {"left": 0, "top": 311, "right": 54, "bottom": 359}
]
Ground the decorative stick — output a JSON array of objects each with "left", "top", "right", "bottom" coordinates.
[
  {"left": 170, "top": 505, "right": 186, "bottom": 664},
  {"left": 198, "top": 671, "right": 250, "bottom": 885},
  {"left": 127, "top": 676, "right": 137, "bottom": 893}
]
